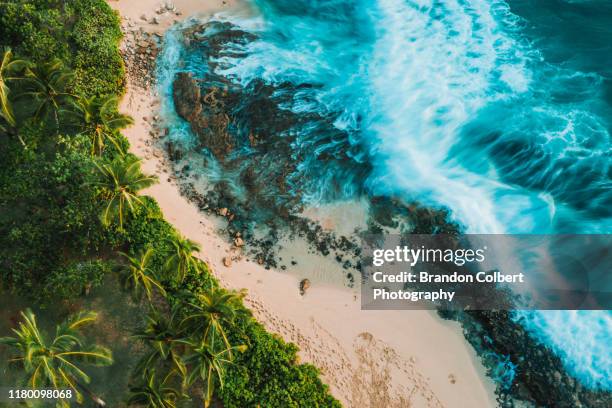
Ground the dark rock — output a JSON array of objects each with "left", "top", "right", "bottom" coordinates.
[
  {"left": 172, "top": 72, "right": 236, "bottom": 158},
  {"left": 299, "top": 278, "right": 311, "bottom": 295},
  {"left": 173, "top": 72, "right": 202, "bottom": 122}
]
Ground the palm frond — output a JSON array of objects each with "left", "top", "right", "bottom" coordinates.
[
  {"left": 92, "top": 156, "right": 157, "bottom": 228},
  {"left": 1, "top": 308, "right": 113, "bottom": 402}
]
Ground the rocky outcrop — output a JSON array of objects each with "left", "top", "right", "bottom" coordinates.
[
  {"left": 173, "top": 72, "right": 201, "bottom": 122},
  {"left": 172, "top": 72, "right": 235, "bottom": 158}
]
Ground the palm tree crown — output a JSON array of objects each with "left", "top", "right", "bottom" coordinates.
[
  {"left": 127, "top": 369, "right": 185, "bottom": 408},
  {"left": 19, "top": 58, "right": 74, "bottom": 129},
  {"left": 165, "top": 234, "right": 203, "bottom": 283},
  {"left": 181, "top": 339, "right": 246, "bottom": 408},
  {"left": 69, "top": 95, "right": 133, "bottom": 156},
  {"left": 181, "top": 288, "right": 246, "bottom": 353},
  {"left": 0, "top": 309, "right": 113, "bottom": 406},
  {"left": 119, "top": 248, "right": 166, "bottom": 301},
  {"left": 0, "top": 47, "right": 27, "bottom": 127},
  {"left": 91, "top": 155, "right": 157, "bottom": 229},
  {"left": 133, "top": 309, "right": 187, "bottom": 381}
]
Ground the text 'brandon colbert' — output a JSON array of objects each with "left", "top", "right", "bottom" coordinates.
[{"left": 371, "top": 271, "right": 525, "bottom": 284}]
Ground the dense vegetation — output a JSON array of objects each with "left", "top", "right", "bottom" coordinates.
[{"left": 0, "top": 0, "right": 340, "bottom": 406}]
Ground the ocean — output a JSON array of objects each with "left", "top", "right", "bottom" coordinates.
[{"left": 157, "top": 0, "right": 612, "bottom": 391}]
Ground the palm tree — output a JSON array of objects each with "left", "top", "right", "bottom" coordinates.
[
  {"left": 0, "top": 47, "right": 27, "bottom": 127},
  {"left": 181, "top": 339, "right": 246, "bottom": 408},
  {"left": 119, "top": 248, "right": 166, "bottom": 301},
  {"left": 0, "top": 48, "right": 28, "bottom": 145},
  {"left": 0, "top": 48, "right": 14, "bottom": 127},
  {"left": 91, "top": 155, "right": 157, "bottom": 229},
  {"left": 133, "top": 309, "right": 187, "bottom": 382},
  {"left": 127, "top": 369, "right": 185, "bottom": 408},
  {"left": 19, "top": 58, "right": 74, "bottom": 130},
  {"left": 165, "top": 234, "right": 203, "bottom": 283},
  {"left": 180, "top": 288, "right": 246, "bottom": 353},
  {"left": 68, "top": 95, "right": 133, "bottom": 156},
  {"left": 0, "top": 309, "right": 113, "bottom": 407}
]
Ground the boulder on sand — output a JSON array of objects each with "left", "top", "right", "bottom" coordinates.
[
  {"left": 299, "top": 278, "right": 311, "bottom": 295},
  {"left": 223, "top": 257, "right": 232, "bottom": 267}
]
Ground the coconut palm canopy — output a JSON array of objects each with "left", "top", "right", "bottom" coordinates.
[
  {"left": 0, "top": 47, "right": 28, "bottom": 127},
  {"left": 91, "top": 155, "right": 157, "bottom": 229},
  {"left": 0, "top": 309, "right": 112, "bottom": 406},
  {"left": 17, "top": 59, "right": 74, "bottom": 129},
  {"left": 119, "top": 247, "right": 167, "bottom": 301},
  {"left": 67, "top": 95, "right": 133, "bottom": 156},
  {"left": 128, "top": 368, "right": 186, "bottom": 408},
  {"left": 165, "top": 234, "right": 203, "bottom": 283},
  {"left": 180, "top": 287, "right": 247, "bottom": 353}
]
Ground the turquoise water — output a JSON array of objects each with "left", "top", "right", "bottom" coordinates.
[{"left": 158, "top": 0, "right": 611, "bottom": 390}]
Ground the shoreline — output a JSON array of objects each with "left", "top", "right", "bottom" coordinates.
[{"left": 108, "top": 1, "right": 498, "bottom": 406}]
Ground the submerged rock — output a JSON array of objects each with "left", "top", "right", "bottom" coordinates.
[
  {"left": 172, "top": 73, "right": 235, "bottom": 157},
  {"left": 173, "top": 72, "right": 201, "bottom": 122}
]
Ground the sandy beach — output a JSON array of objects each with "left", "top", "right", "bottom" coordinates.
[{"left": 108, "top": 0, "right": 498, "bottom": 406}]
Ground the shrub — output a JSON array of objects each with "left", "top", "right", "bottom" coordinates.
[
  {"left": 70, "top": 0, "right": 124, "bottom": 96},
  {"left": 220, "top": 321, "right": 341, "bottom": 407},
  {"left": 43, "top": 259, "right": 111, "bottom": 301},
  {"left": 0, "top": 1, "right": 69, "bottom": 62}
]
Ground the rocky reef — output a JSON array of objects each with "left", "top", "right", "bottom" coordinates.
[{"left": 448, "top": 309, "right": 611, "bottom": 408}]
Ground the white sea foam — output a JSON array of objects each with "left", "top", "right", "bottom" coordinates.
[
  {"left": 515, "top": 310, "right": 612, "bottom": 389},
  {"left": 363, "top": 0, "right": 532, "bottom": 234}
]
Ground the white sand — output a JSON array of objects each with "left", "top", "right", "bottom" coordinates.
[
  {"left": 109, "top": 1, "right": 498, "bottom": 406},
  {"left": 108, "top": 0, "right": 241, "bottom": 32}
]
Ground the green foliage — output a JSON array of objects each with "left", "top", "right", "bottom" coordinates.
[
  {"left": 161, "top": 270, "right": 338, "bottom": 407},
  {"left": 132, "top": 310, "right": 188, "bottom": 382},
  {"left": 220, "top": 320, "right": 341, "bottom": 408},
  {"left": 67, "top": 95, "right": 133, "bottom": 155},
  {"left": 0, "top": 47, "right": 28, "bottom": 127},
  {"left": 121, "top": 198, "right": 176, "bottom": 259},
  {"left": 118, "top": 247, "right": 166, "bottom": 301},
  {"left": 0, "top": 1, "right": 69, "bottom": 63},
  {"left": 0, "top": 0, "right": 128, "bottom": 298},
  {"left": 68, "top": 0, "right": 124, "bottom": 96},
  {"left": 42, "top": 259, "right": 111, "bottom": 301},
  {"left": 128, "top": 369, "right": 186, "bottom": 408},
  {"left": 17, "top": 58, "right": 75, "bottom": 130},
  {"left": 0, "top": 143, "right": 100, "bottom": 293},
  {"left": 0, "top": 0, "right": 124, "bottom": 97},
  {"left": 179, "top": 288, "right": 247, "bottom": 353},
  {"left": 182, "top": 340, "right": 246, "bottom": 408},
  {"left": 164, "top": 234, "right": 203, "bottom": 283}
]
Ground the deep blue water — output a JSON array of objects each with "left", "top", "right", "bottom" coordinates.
[{"left": 158, "top": 0, "right": 612, "bottom": 390}]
